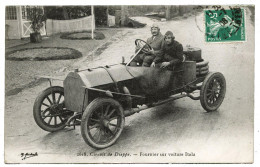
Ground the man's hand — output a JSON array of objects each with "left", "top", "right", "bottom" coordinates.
[
  {"left": 150, "top": 62, "right": 156, "bottom": 67},
  {"left": 147, "top": 48, "right": 155, "bottom": 55},
  {"left": 160, "top": 62, "right": 171, "bottom": 68}
]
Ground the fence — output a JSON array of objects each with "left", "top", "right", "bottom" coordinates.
[{"left": 46, "top": 15, "right": 95, "bottom": 35}]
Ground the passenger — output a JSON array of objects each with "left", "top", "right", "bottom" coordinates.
[
  {"left": 130, "top": 23, "right": 164, "bottom": 67},
  {"left": 151, "top": 31, "right": 183, "bottom": 70}
]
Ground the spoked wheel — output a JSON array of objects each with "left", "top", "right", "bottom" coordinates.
[
  {"left": 33, "top": 86, "right": 73, "bottom": 132},
  {"left": 200, "top": 72, "right": 226, "bottom": 112},
  {"left": 81, "top": 98, "right": 125, "bottom": 149}
]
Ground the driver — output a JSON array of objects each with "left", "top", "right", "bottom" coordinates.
[
  {"left": 130, "top": 23, "right": 164, "bottom": 67},
  {"left": 151, "top": 31, "right": 183, "bottom": 70}
]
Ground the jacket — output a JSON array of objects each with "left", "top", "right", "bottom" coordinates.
[
  {"left": 153, "top": 40, "right": 183, "bottom": 65},
  {"left": 146, "top": 32, "right": 164, "bottom": 56}
]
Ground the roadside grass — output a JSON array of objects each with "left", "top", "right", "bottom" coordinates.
[
  {"left": 60, "top": 31, "right": 105, "bottom": 40},
  {"left": 6, "top": 47, "right": 82, "bottom": 61},
  {"left": 5, "top": 28, "right": 120, "bottom": 95}
]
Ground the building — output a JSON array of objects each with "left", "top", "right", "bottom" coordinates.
[
  {"left": 5, "top": 6, "right": 46, "bottom": 39},
  {"left": 5, "top": 6, "right": 97, "bottom": 40}
]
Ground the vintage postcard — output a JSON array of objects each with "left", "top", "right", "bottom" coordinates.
[{"left": 4, "top": 3, "right": 255, "bottom": 164}]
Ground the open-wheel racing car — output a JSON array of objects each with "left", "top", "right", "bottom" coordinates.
[{"left": 33, "top": 39, "right": 226, "bottom": 149}]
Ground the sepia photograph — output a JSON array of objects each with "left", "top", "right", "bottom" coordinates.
[{"left": 3, "top": 1, "right": 256, "bottom": 164}]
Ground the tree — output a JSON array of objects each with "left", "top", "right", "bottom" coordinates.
[
  {"left": 121, "top": 6, "right": 128, "bottom": 26},
  {"left": 166, "top": 6, "right": 171, "bottom": 20},
  {"left": 26, "top": 6, "right": 46, "bottom": 33},
  {"left": 26, "top": 6, "right": 46, "bottom": 42},
  {"left": 62, "top": 7, "right": 69, "bottom": 20}
]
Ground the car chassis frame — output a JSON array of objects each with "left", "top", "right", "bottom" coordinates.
[{"left": 33, "top": 39, "right": 226, "bottom": 149}]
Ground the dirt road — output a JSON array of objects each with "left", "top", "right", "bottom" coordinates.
[{"left": 5, "top": 9, "right": 254, "bottom": 163}]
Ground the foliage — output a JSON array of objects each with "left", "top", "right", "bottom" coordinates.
[
  {"left": 26, "top": 6, "right": 46, "bottom": 33},
  {"left": 94, "top": 6, "right": 108, "bottom": 26},
  {"left": 44, "top": 6, "right": 110, "bottom": 26},
  {"left": 44, "top": 6, "right": 116, "bottom": 26},
  {"left": 44, "top": 7, "right": 65, "bottom": 20},
  {"left": 44, "top": 6, "right": 91, "bottom": 20},
  {"left": 94, "top": 6, "right": 117, "bottom": 26}
]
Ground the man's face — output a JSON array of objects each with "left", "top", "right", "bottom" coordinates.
[
  {"left": 165, "top": 35, "right": 173, "bottom": 45},
  {"left": 151, "top": 27, "right": 159, "bottom": 36}
]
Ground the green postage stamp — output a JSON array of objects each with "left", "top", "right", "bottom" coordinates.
[{"left": 205, "top": 7, "right": 245, "bottom": 42}]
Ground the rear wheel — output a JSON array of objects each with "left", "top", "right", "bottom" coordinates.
[
  {"left": 200, "top": 72, "right": 226, "bottom": 112},
  {"left": 33, "top": 86, "right": 73, "bottom": 132},
  {"left": 81, "top": 98, "right": 125, "bottom": 149}
]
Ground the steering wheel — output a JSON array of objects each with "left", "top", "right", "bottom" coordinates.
[
  {"left": 135, "top": 39, "right": 152, "bottom": 54},
  {"left": 126, "top": 39, "right": 153, "bottom": 66}
]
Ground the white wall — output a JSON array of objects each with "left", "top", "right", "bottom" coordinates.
[
  {"left": 46, "top": 15, "right": 95, "bottom": 36},
  {"left": 5, "top": 20, "right": 21, "bottom": 39},
  {"left": 108, "top": 14, "right": 115, "bottom": 27},
  {"left": 5, "top": 6, "right": 21, "bottom": 39}
]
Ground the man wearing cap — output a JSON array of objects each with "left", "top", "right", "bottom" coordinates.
[
  {"left": 130, "top": 23, "right": 164, "bottom": 67},
  {"left": 151, "top": 31, "right": 183, "bottom": 70}
]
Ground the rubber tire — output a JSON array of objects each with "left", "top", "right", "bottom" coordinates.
[
  {"left": 196, "top": 73, "right": 209, "bottom": 77},
  {"left": 200, "top": 72, "right": 226, "bottom": 112},
  {"left": 196, "top": 60, "right": 209, "bottom": 67},
  {"left": 81, "top": 98, "right": 125, "bottom": 149},
  {"left": 196, "top": 65, "right": 209, "bottom": 72},
  {"left": 33, "top": 86, "right": 67, "bottom": 132},
  {"left": 196, "top": 65, "right": 209, "bottom": 75},
  {"left": 196, "top": 69, "right": 209, "bottom": 75}
]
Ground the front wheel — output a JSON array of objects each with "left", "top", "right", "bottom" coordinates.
[
  {"left": 33, "top": 86, "right": 73, "bottom": 132},
  {"left": 200, "top": 72, "right": 226, "bottom": 112},
  {"left": 81, "top": 98, "right": 125, "bottom": 149}
]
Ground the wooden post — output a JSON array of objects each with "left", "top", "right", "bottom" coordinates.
[
  {"left": 18, "top": 6, "right": 23, "bottom": 39},
  {"left": 166, "top": 6, "right": 171, "bottom": 20},
  {"left": 91, "top": 5, "right": 94, "bottom": 40},
  {"left": 106, "top": 6, "right": 109, "bottom": 26},
  {"left": 179, "top": 5, "right": 184, "bottom": 16},
  {"left": 121, "top": 5, "right": 128, "bottom": 27}
]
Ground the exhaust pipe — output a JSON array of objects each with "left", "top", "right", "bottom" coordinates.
[{"left": 124, "top": 105, "right": 149, "bottom": 117}]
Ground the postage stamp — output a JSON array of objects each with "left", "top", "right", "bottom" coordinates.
[{"left": 205, "top": 6, "right": 246, "bottom": 42}]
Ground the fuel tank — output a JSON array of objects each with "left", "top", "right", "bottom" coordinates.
[
  {"left": 63, "top": 64, "right": 133, "bottom": 113},
  {"left": 184, "top": 46, "right": 202, "bottom": 62}
]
